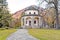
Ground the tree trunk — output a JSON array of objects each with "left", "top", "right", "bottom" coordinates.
[{"left": 54, "top": 0, "right": 59, "bottom": 29}]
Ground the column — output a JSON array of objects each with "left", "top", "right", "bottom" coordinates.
[
  {"left": 39, "top": 17, "right": 40, "bottom": 28},
  {"left": 37, "top": 18, "right": 39, "bottom": 28},
  {"left": 39, "top": 17, "right": 42, "bottom": 28},
  {"left": 31, "top": 16, "right": 34, "bottom": 28},
  {"left": 24, "top": 17, "right": 26, "bottom": 28}
]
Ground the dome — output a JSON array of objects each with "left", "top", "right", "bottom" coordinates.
[{"left": 24, "top": 5, "right": 39, "bottom": 11}]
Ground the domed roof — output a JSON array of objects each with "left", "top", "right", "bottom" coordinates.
[{"left": 24, "top": 5, "right": 39, "bottom": 11}]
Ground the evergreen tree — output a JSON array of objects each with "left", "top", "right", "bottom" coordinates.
[{"left": 0, "top": 0, "right": 12, "bottom": 28}]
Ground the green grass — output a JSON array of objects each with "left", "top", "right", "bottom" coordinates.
[
  {"left": 28, "top": 29, "right": 60, "bottom": 40},
  {"left": 0, "top": 29, "right": 17, "bottom": 40}
]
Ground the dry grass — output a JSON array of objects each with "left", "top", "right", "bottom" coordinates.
[
  {"left": 28, "top": 29, "right": 60, "bottom": 40},
  {"left": 0, "top": 29, "right": 17, "bottom": 40}
]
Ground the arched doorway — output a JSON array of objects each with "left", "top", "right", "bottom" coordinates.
[
  {"left": 29, "top": 21, "right": 31, "bottom": 26},
  {"left": 26, "top": 17, "right": 32, "bottom": 26},
  {"left": 34, "top": 16, "right": 39, "bottom": 26}
]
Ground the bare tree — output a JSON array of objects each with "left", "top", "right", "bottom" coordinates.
[
  {"left": 54, "top": 0, "right": 59, "bottom": 29},
  {"left": 48, "top": 0, "right": 59, "bottom": 29},
  {"left": 37, "top": 0, "right": 60, "bottom": 29}
]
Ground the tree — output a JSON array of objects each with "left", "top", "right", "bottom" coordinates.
[
  {"left": 44, "top": 8, "right": 56, "bottom": 28},
  {"left": 46, "top": 0, "right": 59, "bottom": 29},
  {"left": 0, "top": 0, "right": 12, "bottom": 28},
  {"left": 37, "top": 0, "right": 60, "bottom": 29}
]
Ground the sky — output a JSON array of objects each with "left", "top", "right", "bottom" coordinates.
[{"left": 7, "top": 0, "right": 47, "bottom": 14}]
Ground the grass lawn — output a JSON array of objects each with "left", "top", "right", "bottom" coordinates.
[
  {"left": 0, "top": 29, "right": 17, "bottom": 40},
  {"left": 28, "top": 29, "right": 60, "bottom": 40}
]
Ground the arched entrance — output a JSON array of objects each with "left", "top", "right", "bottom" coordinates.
[
  {"left": 29, "top": 20, "right": 31, "bottom": 26},
  {"left": 26, "top": 17, "right": 32, "bottom": 27}
]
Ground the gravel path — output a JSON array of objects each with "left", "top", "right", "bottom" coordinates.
[{"left": 6, "top": 29, "right": 38, "bottom": 40}]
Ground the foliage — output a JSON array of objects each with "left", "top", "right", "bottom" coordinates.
[
  {"left": 38, "top": 0, "right": 60, "bottom": 28},
  {"left": 10, "top": 19, "right": 21, "bottom": 28},
  {"left": 43, "top": 8, "right": 56, "bottom": 28},
  {"left": 0, "top": 5, "right": 12, "bottom": 28},
  {"left": 14, "top": 20, "right": 21, "bottom": 28}
]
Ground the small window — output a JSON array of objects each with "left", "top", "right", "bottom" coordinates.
[
  {"left": 23, "top": 18, "right": 24, "bottom": 25},
  {"left": 29, "top": 12, "right": 31, "bottom": 14},
  {"left": 34, "top": 12, "right": 35, "bottom": 14},
  {"left": 26, "top": 21, "right": 27, "bottom": 24},
  {"left": 34, "top": 21, "right": 36, "bottom": 24}
]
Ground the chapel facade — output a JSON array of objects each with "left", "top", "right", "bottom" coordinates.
[{"left": 21, "top": 6, "right": 43, "bottom": 28}]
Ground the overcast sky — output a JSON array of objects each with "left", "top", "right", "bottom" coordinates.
[{"left": 7, "top": 0, "right": 47, "bottom": 14}]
